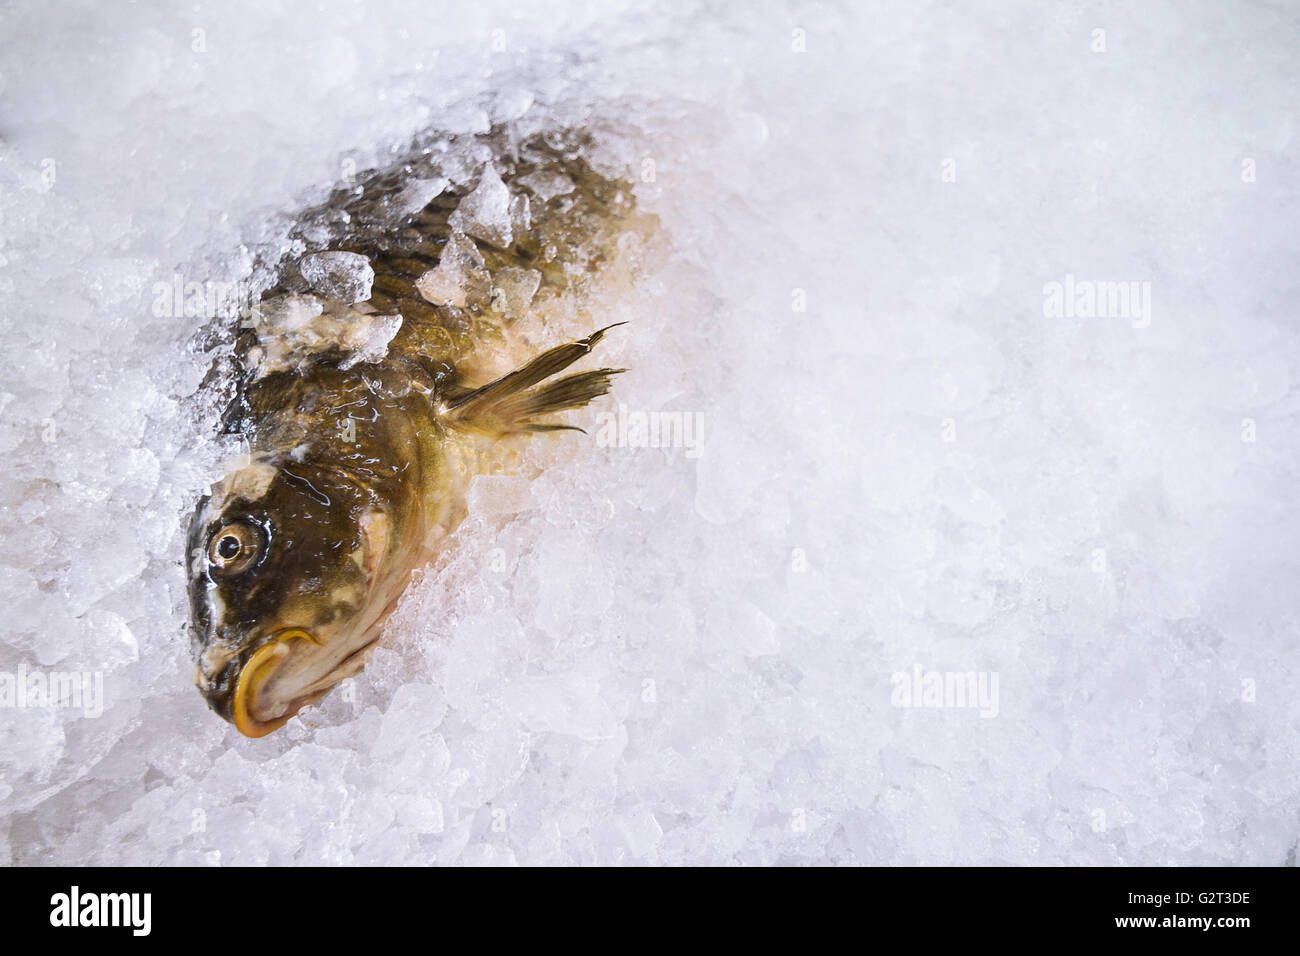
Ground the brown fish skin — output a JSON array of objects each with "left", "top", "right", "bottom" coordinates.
[{"left": 186, "top": 127, "right": 655, "bottom": 736}]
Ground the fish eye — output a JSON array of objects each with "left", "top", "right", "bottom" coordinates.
[{"left": 207, "top": 521, "right": 265, "bottom": 574}]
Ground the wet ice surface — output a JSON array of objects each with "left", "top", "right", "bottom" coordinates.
[{"left": 1, "top": 1, "right": 1298, "bottom": 865}]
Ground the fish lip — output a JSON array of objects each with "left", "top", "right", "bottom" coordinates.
[
  {"left": 231, "top": 629, "right": 322, "bottom": 738},
  {"left": 230, "top": 628, "right": 383, "bottom": 738}
]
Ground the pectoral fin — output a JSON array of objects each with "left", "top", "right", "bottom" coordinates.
[{"left": 444, "top": 324, "right": 625, "bottom": 434}]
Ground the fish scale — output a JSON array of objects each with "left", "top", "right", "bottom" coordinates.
[{"left": 253, "top": 130, "right": 630, "bottom": 376}]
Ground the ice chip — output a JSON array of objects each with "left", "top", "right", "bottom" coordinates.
[
  {"left": 336, "top": 312, "right": 403, "bottom": 370},
  {"left": 254, "top": 293, "right": 323, "bottom": 333},
  {"left": 510, "top": 192, "right": 531, "bottom": 236},
  {"left": 392, "top": 177, "right": 448, "bottom": 218},
  {"left": 448, "top": 163, "right": 513, "bottom": 249},
  {"left": 85, "top": 609, "right": 140, "bottom": 668},
  {"left": 247, "top": 293, "right": 400, "bottom": 376},
  {"left": 518, "top": 170, "right": 575, "bottom": 201},
  {"left": 491, "top": 266, "right": 542, "bottom": 316},
  {"left": 415, "top": 233, "right": 491, "bottom": 308},
  {"left": 494, "top": 87, "right": 535, "bottom": 122},
  {"left": 299, "top": 251, "right": 375, "bottom": 303}
]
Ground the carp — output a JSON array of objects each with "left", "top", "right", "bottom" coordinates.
[{"left": 185, "top": 127, "right": 652, "bottom": 736}]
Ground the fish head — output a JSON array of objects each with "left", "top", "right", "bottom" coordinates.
[{"left": 187, "top": 453, "right": 401, "bottom": 737}]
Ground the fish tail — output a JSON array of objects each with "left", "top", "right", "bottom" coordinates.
[{"left": 444, "top": 325, "right": 625, "bottom": 434}]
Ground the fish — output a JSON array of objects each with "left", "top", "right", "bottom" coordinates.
[{"left": 185, "top": 125, "right": 655, "bottom": 737}]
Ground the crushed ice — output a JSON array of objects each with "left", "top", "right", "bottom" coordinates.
[{"left": 0, "top": 1, "right": 1297, "bottom": 867}]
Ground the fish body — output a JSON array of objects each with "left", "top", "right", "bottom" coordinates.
[{"left": 187, "top": 127, "right": 652, "bottom": 736}]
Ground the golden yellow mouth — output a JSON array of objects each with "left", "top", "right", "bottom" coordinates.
[{"left": 232, "top": 629, "right": 320, "bottom": 738}]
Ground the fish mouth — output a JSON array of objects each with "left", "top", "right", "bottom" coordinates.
[
  {"left": 231, "top": 628, "right": 379, "bottom": 738},
  {"left": 221, "top": 513, "right": 419, "bottom": 738}
]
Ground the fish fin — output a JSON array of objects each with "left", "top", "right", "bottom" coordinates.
[{"left": 445, "top": 326, "right": 625, "bottom": 435}]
